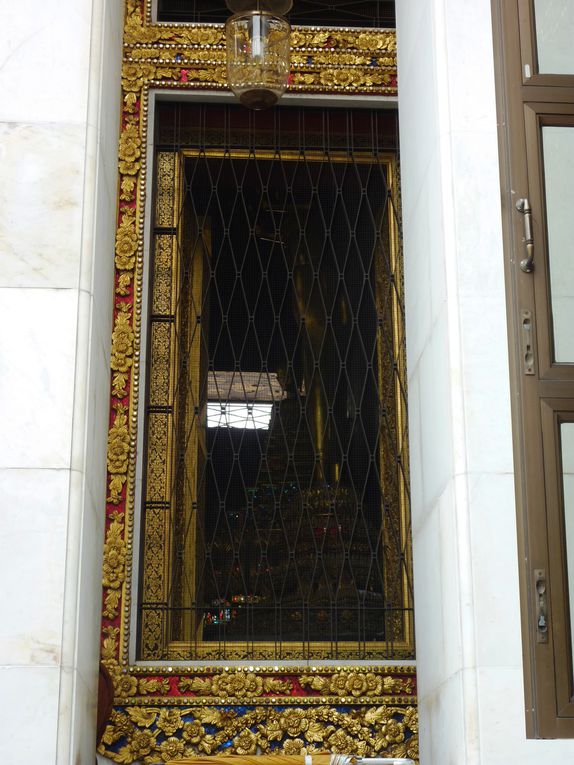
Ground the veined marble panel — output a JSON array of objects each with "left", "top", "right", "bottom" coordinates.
[
  {"left": 0, "top": 1, "right": 92, "bottom": 124},
  {"left": 0, "top": 468, "right": 69, "bottom": 666},
  {"left": 0, "top": 287, "right": 78, "bottom": 469},
  {"left": 0, "top": 122, "right": 87, "bottom": 289}
]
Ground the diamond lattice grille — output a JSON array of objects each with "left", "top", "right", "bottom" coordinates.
[{"left": 139, "top": 103, "right": 411, "bottom": 660}]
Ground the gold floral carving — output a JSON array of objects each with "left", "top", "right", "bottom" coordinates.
[
  {"left": 99, "top": 704, "right": 418, "bottom": 764},
  {"left": 107, "top": 402, "right": 131, "bottom": 505},
  {"left": 102, "top": 511, "right": 127, "bottom": 618},
  {"left": 110, "top": 668, "right": 416, "bottom": 709},
  {"left": 299, "top": 672, "right": 414, "bottom": 698},
  {"left": 115, "top": 212, "right": 138, "bottom": 271},
  {"left": 120, "top": 0, "right": 397, "bottom": 98}
]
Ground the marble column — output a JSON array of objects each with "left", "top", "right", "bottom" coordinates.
[
  {"left": 397, "top": 1, "right": 574, "bottom": 762},
  {"left": 0, "top": 1, "right": 123, "bottom": 762}
]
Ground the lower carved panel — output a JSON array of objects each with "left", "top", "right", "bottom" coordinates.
[{"left": 98, "top": 703, "right": 418, "bottom": 764}]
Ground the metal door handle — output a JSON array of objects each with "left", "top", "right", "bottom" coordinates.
[{"left": 516, "top": 198, "right": 534, "bottom": 273}]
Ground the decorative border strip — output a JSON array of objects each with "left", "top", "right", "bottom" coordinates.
[
  {"left": 99, "top": 3, "right": 411, "bottom": 762},
  {"left": 100, "top": 703, "right": 418, "bottom": 763},
  {"left": 124, "top": 2, "right": 397, "bottom": 96}
]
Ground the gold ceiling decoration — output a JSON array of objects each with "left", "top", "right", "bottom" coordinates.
[{"left": 98, "top": 3, "right": 410, "bottom": 763}]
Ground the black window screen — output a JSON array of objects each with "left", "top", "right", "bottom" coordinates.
[
  {"left": 157, "top": 0, "right": 395, "bottom": 27},
  {"left": 138, "top": 103, "right": 411, "bottom": 660}
]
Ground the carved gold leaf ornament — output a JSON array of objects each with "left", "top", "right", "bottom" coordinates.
[
  {"left": 103, "top": 588, "right": 122, "bottom": 619},
  {"left": 182, "top": 721, "right": 205, "bottom": 744},
  {"left": 98, "top": 704, "right": 417, "bottom": 764},
  {"left": 102, "top": 512, "right": 127, "bottom": 589},
  {"left": 102, "top": 626, "right": 121, "bottom": 661},
  {"left": 116, "top": 272, "right": 132, "bottom": 296},
  {"left": 111, "top": 306, "right": 135, "bottom": 374},
  {"left": 120, "top": 177, "right": 137, "bottom": 203},
  {"left": 106, "top": 404, "right": 130, "bottom": 505},
  {"left": 139, "top": 677, "right": 171, "bottom": 695},
  {"left": 127, "top": 707, "right": 158, "bottom": 728},
  {"left": 115, "top": 217, "right": 138, "bottom": 271}
]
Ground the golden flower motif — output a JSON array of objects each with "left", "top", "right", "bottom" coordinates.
[
  {"left": 119, "top": 124, "right": 142, "bottom": 164},
  {"left": 345, "top": 673, "right": 368, "bottom": 697},
  {"left": 156, "top": 709, "right": 183, "bottom": 736},
  {"left": 107, "top": 434, "right": 130, "bottom": 474},
  {"left": 102, "top": 538, "right": 126, "bottom": 588},
  {"left": 111, "top": 320, "right": 134, "bottom": 363},
  {"left": 260, "top": 717, "right": 283, "bottom": 742},
  {"left": 122, "top": 63, "right": 156, "bottom": 92},
  {"left": 182, "top": 720, "right": 205, "bottom": 744},
  {"left": 280, "top": 708, "right": 310, "bottom": 737},
  {"left": 329, "top": 674, "right": 348, "bottom": 695},
  {"left": 212, "top": 672, "right": 263, "bottom": 698},
  {"left": 115, "top": 219, "right": 138, "bottom": 271},
  {"left": 119, "top": 159, "right": 139, "bottom": 176},
  {"left": 403, "top": 706, "right": 418, "bottom": 733},
  {"left": 110, "top": 308, "right": 134, "bottom": 374},
  {"left": 283, "top": 738, "right": 307, "bottom": 755},
  {"left": 341, "top": 716, "right": 362, "bottom": 736},
  {"left": 327, "top": 729, "right": 355, "bottom": 753},
  {"left": 233, "top": 729, "right": 257, "bottom": 755},
  {"left": 159, "top": 736, "right": 185, "bottom": 761},
  {"left": 357, "top": 32, "right": 383, "bottom": 51},
  {"left": 383, "top": 719, "right": 405, "bottom": 745},
  {"left": 116, "top": 674, "right": 137, "bottom": 697},
  {"left": 128, "top": 729, "right": 157, "bottom": 759},
  {"left": 365, "top": 673, "right": 383, "bottom": 695},
  {"left": 333, "top": 69, "right": 357, "bottom": 87}
]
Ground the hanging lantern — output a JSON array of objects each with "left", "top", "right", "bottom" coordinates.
[{"left": 225, "top": 0, "right": 293, "bottom": 110}]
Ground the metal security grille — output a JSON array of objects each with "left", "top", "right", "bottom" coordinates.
[
  {"left": 139, "top": 103, "right": 411, "bottom": 661},
  {"left": 157, "top": 0, "right": 396, "bottom": 27}
]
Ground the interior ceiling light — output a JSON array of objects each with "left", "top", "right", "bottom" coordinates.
[{"left": 225, "top": 0, "right": 293, "bottom": 110}]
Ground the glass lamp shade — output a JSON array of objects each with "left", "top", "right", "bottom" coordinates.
[{"left": 225, "top": 11, "right": 291, "bottom": 110}]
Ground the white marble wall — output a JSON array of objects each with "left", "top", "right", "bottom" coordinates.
[
  {"left": 0, "top": 1, "right": 123, "bottom": 763},
  {"left": 396, "top": 1, "right": 574, "bottom": 763}
]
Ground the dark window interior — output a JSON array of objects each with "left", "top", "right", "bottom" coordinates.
[{"left": 138, "top": 103, "right": 411, "bottom": 660}]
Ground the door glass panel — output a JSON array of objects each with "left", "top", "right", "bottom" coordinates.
[
  {"left": 534, "top": 0, "right": 574, "bottom": 75},
  {"left": 542, "top": 126, "right": 574, "bottom": 362},
  {"left": 561, "top": 423, "right": 574, "bottom": 667}
]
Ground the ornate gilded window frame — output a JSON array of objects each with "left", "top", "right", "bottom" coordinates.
[
  {"left": 99, "top": 2, "right": 417, "bottom": 763},
  {"left": 140, "top": 145, "right": 411, "bottom": 663}
]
